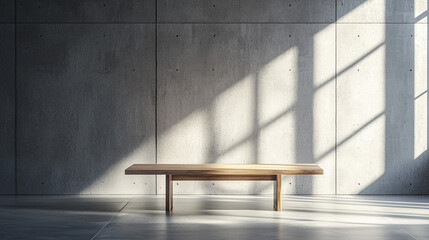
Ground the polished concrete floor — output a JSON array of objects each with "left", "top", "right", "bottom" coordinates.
[{"left": 0, "top": 195, "right": 428, "bottom": 239}]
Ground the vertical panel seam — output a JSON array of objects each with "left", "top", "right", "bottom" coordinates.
[
  {"left": 334, "top": 0, "right": 338, "bottom": 195},
  {"left": 155, "top": 0, "right": 158, "bottom": 195},
  {"left": 90, "top": 200, "right": 130, "bottom": 240},
  {"left": 14, "top": 0, "right": 18, "bottom": 195}
]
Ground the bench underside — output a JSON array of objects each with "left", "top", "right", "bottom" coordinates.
[
  {"left": 172, "top": 175, "right": 277, "bottom": 181},
  {"left": 165, "top": 174, "right": 282, "bottom": 213}
]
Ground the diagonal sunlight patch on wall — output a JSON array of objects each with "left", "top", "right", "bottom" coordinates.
[
  {"left": 414, "top": 0, "right": 427, "bottom": 21},
  {"left": 414, "top": 23, "right": 427, "bottom": 159},
  {"left": 214, "top": 74, "right": 255, "bottom": 161},
  {"left": 257, "top": 46, "right": 298, "bottom": 165},
  {"left": 337, "top": 23, "right": 387, "bottom": 194},
  {"left": 312, "top": 23, "right": 336, "bottom": 192},
  {"left": 155, "top": 23, "right": 336, "bottom": 195},
  {"left": 339, "top": 0, "right": 426, "bottom": 23},
  {"left": 338, "top": 0, "right": 386, "bottom": 23},
  {"left": 258, "top": 46, "right": 298, "bottom": 126}
]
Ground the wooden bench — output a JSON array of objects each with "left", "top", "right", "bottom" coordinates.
[{"left": 125, "top": 164, "right": 323, "bottom": 212}]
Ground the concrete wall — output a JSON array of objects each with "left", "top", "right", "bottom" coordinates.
[
  {"left": 0, "top": 0, "right": 428, "bottom": 194},
  {"left": 0, "top": 0, "right": 15, "bottom": 194},
  {"left": 16, "top": 0, "right": 156, "bottom": 194}
]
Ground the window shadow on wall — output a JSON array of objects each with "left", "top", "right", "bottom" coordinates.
[
  {"left": 15, "top": 0, "right": 429, "bottom": 196},
  {"left": 361, "top": 0, "right": 429, "bottom": 194}
]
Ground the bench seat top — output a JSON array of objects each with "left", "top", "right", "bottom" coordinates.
[{"left": 125, "top": 164, "right": 323, "bottom": 175}]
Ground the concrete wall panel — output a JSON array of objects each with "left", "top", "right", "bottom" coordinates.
[
  {"left": 338, "top": 0, "right": 426, "bottom": 23},
  {"left": 158, "top": 0, "right": 335, "bottom": 23},
  {"left": 0, "top": 24, "right": 15, "bottom": 194},
  {"left": 17, "top": 0, "right": 155, "bottom": 23},
  {"left": 157, "top": 24, "right": 335, "bottom": 194},
  {"left": 337, "top": 23, "right": 429, "bottom": 194},
  {"left": 17, "top": 24, "right": 156, "bottom": 194},
  {"left": 0, "top": 0, "right": 15, "bottom": 22}
]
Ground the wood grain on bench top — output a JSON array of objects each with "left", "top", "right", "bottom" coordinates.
[{"left": 125, "top": 164, "right": 323, "bottom": 175}]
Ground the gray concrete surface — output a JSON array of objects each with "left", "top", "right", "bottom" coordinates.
[
  {"left": 0, "top": 24, "right": 15, "bottom": 194},
  {"left": 16, "top": 24, "right": 156, "bottom": 194},
  {"left": 0, "top": 195, "right": 428, "bottom": 239},
  {"left": 17, "top": 0, "right": 155, "bottom": 23},
  {"left": 0, "top": 0, "right": 14, "bottom": 23},
  {"left": 0, "top": 0, "right": 428, "bottom": 195},
  {"left": 157, "top": 0, "right": 335, "bottom": 23}
]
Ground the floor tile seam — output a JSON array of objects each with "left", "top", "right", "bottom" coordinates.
[
  {"left": 90, "top": 200, "right": 130, "bottom": 240},
  {"left": 384, "top": 216, "right": 418, "bottom": 240}
]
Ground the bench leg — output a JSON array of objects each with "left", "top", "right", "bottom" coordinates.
[
  {"left": 273, "top": 174, "right": 282, "bottom": 211},
  {"left": 166, "top": 174, "right": 173, "bottom": 212}
]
